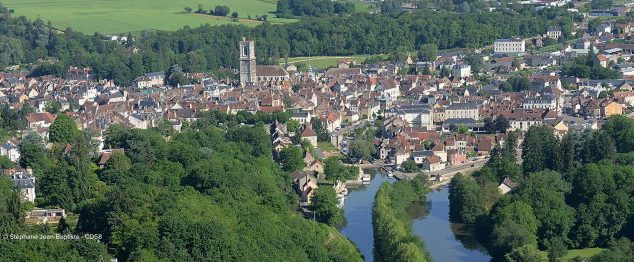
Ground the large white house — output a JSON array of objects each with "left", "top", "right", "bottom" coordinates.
[
  {"left": 10, "top": 171, "right": 36, "bottom": 203},
  {"left": 494, "top": 39, "right": 526, "bottom": 54}
]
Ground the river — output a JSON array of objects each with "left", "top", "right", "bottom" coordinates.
[
  {"left": 339, "top": 170, "right": 491, "bottom": 262},
  {"left": 411, "top": 186, "right": 491, "bottom": 262}
]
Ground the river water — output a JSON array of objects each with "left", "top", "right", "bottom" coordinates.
[
  {"left": 339, "top": 170, "right": 491, "bottom": 262},
  {"left": 412, "top": 186, "right": 491, "bottom": 262}
]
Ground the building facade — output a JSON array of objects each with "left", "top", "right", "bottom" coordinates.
[
  {"left": 239, "top": 39, "right": 257, "bottom": 87},
  {"left": 494, "top": 39, "right": 526, "bottom": 54}
]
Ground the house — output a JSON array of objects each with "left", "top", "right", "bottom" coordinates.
[
  {"left": 412, "top": 150, "right": 434, "bottom": 164},
  {"left": 26, "top": 208, "right": 66, "bottom": 224},
  {"left": 303, "top": 152, "right": 324, "bottom": 174},
  {"left": 601, "top": 100, "right": 623, "bottom": 118},
  {"left": 25, "top": 112, "right": 56, "bottom": 129},
  {"left": 134, "top": 72, "right": 165, "bottom": 89},
  {"left": 445, "top": 103, "right": 480, "bottom": 120},
  {"left": 447, "top": 149, "right": 467, "bottom": 165},
  {"left": 320, "top": 112, "right": 341, "bottom": 133},
  {"left": 292, "top": 111, "right": 312, "bottom": 124},
  {"left": 97, "top": 148, "right": 125, "bottom": 168},
  {"left": 432, "top": 143, "right": 447, "bottom": 162},
  {"left": 292, "top": 171, "right": 318, "bottom": 203},
  {"left": 546, "top": 26, "right": 562, "bottom": 39},
  {"left": 522, "top": 94, "right": 557, "bottom": 111},
  {"left": 498, "top": 177, "right": 517, "bottom": 195},
  {"left": 10, "top": 171, "right": 36, "bottom": 202},
  {"left": 0, "top": 141, "right": 20, "bottom": 162},
  {"left": 452, "top": 64, "right": 472, "bottom": 79},
  {"left": 421, "top": 155, "right": 445, "bottom": 172},
  {"left": 301, "top": 125, "right": 318, "bottom": 147},
  {"left": 494, "top": 39, "right": 525, "bottom": 54},
  {"left": 594, "top": 54, "right": 609, "bottom": 67}
]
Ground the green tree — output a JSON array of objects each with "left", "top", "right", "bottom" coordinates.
[
  {"left": 492, "top": 200, "right": 539, "bottom": 235},
  {"left": 324, "top": 157, "right": 356, "bottom": 182},
  {"left": 449, "top": 174, "right": 486, "bottom": 223},
  {"left": 45, "top": 101, "right": 62, "bottom": 114},
  {"left": 547, "top": 238, "right": 568, "bottom": 262},
  {"left": 19, "top": 132, "right": 46, "bottom": 168},
  {"left": 278, "top": 146, "right": 305, "bottom": 172},
  {"left": 213, "top": 5, "right": 230, "bottom": 16},
  {"left": 513, "top": 171, "right": 574, "bottom": 247},
  {"left": 287, "top": 119, "right": 300, "bottom": 134},
  {"left": 491, "top": 220, "right": 538, "bottom": 258},
  {"left": 401, "top": 159, "right": 420, "bottom": 173},
  {"left": 418, "top": 43, "right": 438, "bottom": 62},
  {"left": 49, "top": 114, "right": 80, "bottom": 144},
  {"left": 348, "top": 140, "right": 373, "bottom": 162},
  {"left": 505, "top": 244, "right": 547, "bottom": 262},
  {"left": 99, "top": 152, "right": 131, "bottom": 184},
  {"left": 0, "top": 156, "right": 16, "bottom": 169},
  {"left": 0, "top": 175, "right": 23, "bottom": 234},
  {"left": 312, "top": 186, "right": 343, "bottom": 225}
]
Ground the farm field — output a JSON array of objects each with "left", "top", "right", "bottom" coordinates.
[
  {"left": 282, "top": 54, "right": 388, "bottom": 69},
  {"left": 1, "top": 0, "right": 291, "bottom": 34}
]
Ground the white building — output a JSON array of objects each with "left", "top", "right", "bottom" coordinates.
[
  {"left": 452, "top": 64, "right": 472, "bottom": 79},
  {"left": 291, "top": 111, "right": 312, "bottom": 124},
  {"left": 445, "top": 103, "right": 480, "bottom": 120},
  {"left": 522, "top": 94, "right": 557, "bottom": 110},
  {"left": 494, "top": 39, "right": 526, "bottom": 54},
  {"left": 0, "top": 142, "right": 20, "bottom": 163},
  {"left": 384, "top": 104, "right": 433, "bottom": 130},
  {"left": 10, "top": 172, "right": 36, "bottom": 203},
  {"left": 133, "top": 72, "right": 165, "bottom": 89},
  {"left": 546, "top": 26, "right": 562, "bottom": 39}
]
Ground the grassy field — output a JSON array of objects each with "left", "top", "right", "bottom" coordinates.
[
  {"left": 563, "top": 248, "right": 605, "bottom": 260},
  {"left": 2, "top": 0, "right": 292, "bottom": 34},
  {"left": 281, "top": 54, "right": 388, "bottom": 69}
]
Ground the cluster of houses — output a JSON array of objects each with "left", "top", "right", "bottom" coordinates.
[{"left": 2, "top": 11, "right": 634, "bottom": 213}]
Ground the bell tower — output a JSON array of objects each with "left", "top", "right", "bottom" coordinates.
[{"left": 239, "top": 38, "right": 257, "bottom": 87}]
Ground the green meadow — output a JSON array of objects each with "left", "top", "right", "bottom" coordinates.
[
  {"left": 1, "top": 0, "right": 291, "bottom": 34},
  {"left": 281, "top": 54, "right": 388, "bottom": 69}
]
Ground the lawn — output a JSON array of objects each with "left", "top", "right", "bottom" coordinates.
[
  {"left": 563, "top": 248, "right": 605, "bottom": 260},
  {"left": 282, "top": 54, "right": 388, "bottom": 69},
  {"left": 2, "top": 0, "right": 293, "bottom": 34},
  {"left": 318, "top": 142, "right": 339, "bottom": 152}
]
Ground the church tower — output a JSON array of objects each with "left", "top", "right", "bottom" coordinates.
[{"left": 239, "top": 39, "right": 257, "bottom": 87}]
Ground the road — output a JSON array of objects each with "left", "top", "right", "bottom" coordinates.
[
  {"left": 331, "top": 119, "right": 370, "bottom": 149},
  {"left": 428, "top": 158, "right": 488, "bottom": 177},
  {"left": 388, "top": 157, "right": 488, "bottom": 182}
]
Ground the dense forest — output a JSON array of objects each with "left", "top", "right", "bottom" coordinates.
[
  {"left": 0, "top": 111, "right": 363, "bottom": 261},
  {"left": 0, "top": 3, "right": 561, "bottom": 84},
  {"left": 449, "top": 116, "right": 634, "bottom": 261},
  {"left": 373, "top": 176, "right": 431, "bottom": 262}
]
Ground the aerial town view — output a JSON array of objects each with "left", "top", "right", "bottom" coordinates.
[{"left": 1, "top": 0, "right": 634, "bottom": 261}]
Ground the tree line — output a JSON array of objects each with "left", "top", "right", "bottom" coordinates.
[
  {"left": 276, "top": 0, "right": 355, "bottom": 18},
  {"left": 449, "top": 116, "right": 634, "bottom": 261}
]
